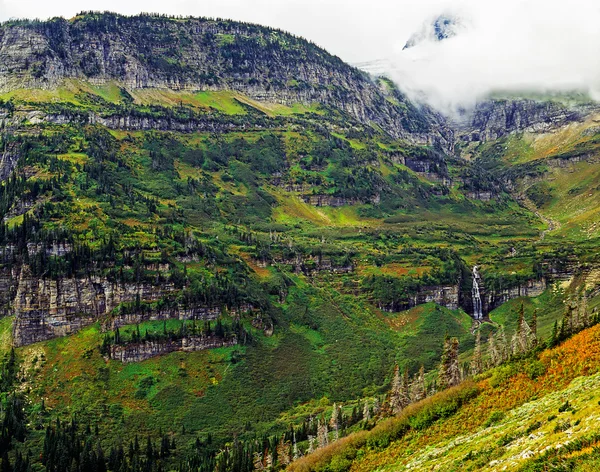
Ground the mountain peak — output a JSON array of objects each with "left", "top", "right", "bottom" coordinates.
[{"left": 403, "top": 14, "right": 464, "bottom": 50}]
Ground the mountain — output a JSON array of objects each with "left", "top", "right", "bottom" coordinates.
[
  {"left": 0, "top": 11, "right": 597, "bottom": 472},
  {"left": 0, "top": 12, "right": 451, "bottom": 146},
  {"left": 403, "top": 14, "right": 465, "bottom": 50}
]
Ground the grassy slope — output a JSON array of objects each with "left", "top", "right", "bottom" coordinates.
[
  {"left": 2, "top": 81, "right": 598, "bottom": 463},
  {"left": 0, "top": 80, "right": 321, "bottom": 117},
  {"left": 289, "top": 302, "right": 600, "bottom": 472}
]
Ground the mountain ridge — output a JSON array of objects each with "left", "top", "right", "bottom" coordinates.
[{"left": 0, "top": 12, "right": 455, "bottom": 147}]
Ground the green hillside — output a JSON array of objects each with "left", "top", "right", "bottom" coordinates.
[{"left": 0, "top": 11, "right": 596, "bottom": 472}]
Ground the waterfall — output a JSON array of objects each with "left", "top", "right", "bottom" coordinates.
[{"left": 472, "top": 266, "right": 483, "bottom": 320}]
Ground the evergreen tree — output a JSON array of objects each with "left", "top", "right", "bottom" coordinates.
[
  {"left": 470, "top": 329, "right": 483, "bottom": 375},
  {"left": 316, "top": 418, "right": 328, "bottom": 449},
  {"left": 579, "top": 291, "right": 590, "bottom": 328},
  {"left": 487, "top": 331, "right": 499, "bottom": 367},
  {"left": 448, "top": 338, "right": 461, "bottom": 387},
  {"left": 329, "top": 403, "right": 340, "bottom": 441},
  {"left": 362, "top": 400, "right": 371, "bottom": 423},
  {"left": 439, "top": 336, "right": 461, "bottom": 388},
  {"left": 388, "top": 365, "right": 403, "bottom": 414},
  {"left": 531, "top": 308, "right": 538, "bottom": 346},
  {"left": 548, "top": 320, "right": 559, "bottom": 348},
  {"left": 410, "top": 365, "right": 426, "bottom": 403},
  {"left": 438, "top": 335, "right": 451, "bottom": 390}
]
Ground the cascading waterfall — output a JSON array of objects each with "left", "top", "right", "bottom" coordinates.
[{"left": 472, "top": 265, "right": 483, "bottom": 320}]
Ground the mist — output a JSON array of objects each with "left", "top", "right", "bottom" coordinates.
[{"left": 384, "top": 0, "right": 600, "bottom": 113}]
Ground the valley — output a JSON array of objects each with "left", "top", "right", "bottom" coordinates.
[{"left": 0, "top": 11, "right": 596, "bottom": 472}]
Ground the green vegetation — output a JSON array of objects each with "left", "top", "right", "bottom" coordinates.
[{"left": 0, "top": 11, "right": 596, "bottom": 472}]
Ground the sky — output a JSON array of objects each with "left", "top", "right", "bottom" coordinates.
[{"left": 0, "top": 0, "right": 599, "bottom": 111}]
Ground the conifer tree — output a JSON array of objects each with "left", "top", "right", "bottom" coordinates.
[
  {"left": 389, "top": 365, "right": 403, "bottom": 414},
  {"left": 531, "top": 309, "right": 538, "bottom": 346},
  {"left": 438, "top": 335, "right": 451, "bottom": 390},
  {"left": 470, "top": 329, "right": 483, "bottom": 375},
  {"left": 276, "top": 437, "right": 291, "bottom": 467},
  {"left": 307, "top": 435, "right": 315, "bottom": 454},
  {"left": 410, "top": 365, "right": 426, "bottom": 402},
  {"left": 400, "top": 367, "right": 411, "bottom": 409},
  {"left": 487, "top": 331, "right": 499, "bottom": 367},
  {"left": 548, "top": 320, "right": 558, "bottom": 348},
  {"left": 316, "top": 419, "right": 328, "bottom": 448},
  {"left": 362, "top": 400, "right": 371, "bottom": 422},
  {"left": 372, "top": 397, "right": 380, "bottom": 416},
  {"left": 329, "top": 403, "right": 340, "bottom": 440},
  {"left": 498, "top": 326, "right": 509, "bottom": 362},
  {"left": 448, "top": 337, "right": 461, "bottom": 387},
  {"left": 439, "top": 336, "right": 460, "bottom": 388},
  {"left": 580, "top": 291, "right": 590, "bottom": 328}
]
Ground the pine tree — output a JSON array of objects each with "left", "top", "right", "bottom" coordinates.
[
  {"left": 448, "top": 338, "right": 461, "bottom": 387},
  {"left": 276, "top": 437, "right": 291, "bottom": 467},
  {"left": 362, "top": 400, "right": 371, "bottom": 422},
  {"left": 372, "top": 397, "right": 381, "bottom": 416},
  {"left": 487, "top": 331, "right": 499, "bottom": 367},
  {"left": 563, "top": 304, "right": 573, "bottom": 338},
  {"left": 513, "top": 302, "right": 532, "bottom": 355},
  {"left": 307, "top": 435, "right": 316, "bottom": 454},
  {"left": 439, "top": 336, "right": 460, "bottom": 388},
  {"left": 531, "top": 309, "right": 538, "bottom": 346},
  {"left": 580, "top": 291, "right": 590, "bottom": 328},
  {"left": 410, "top": 365, "right": 426, "bottom": 402},
  {"left": 498, "top": 326, "right": 509, "bottom": 362},
  {"left": 316, "top": 419, "right": 329, "bottom": 448},
  {"left": 389, "top": 365, "right": 403, "bottom": 414},
  {"left": 548, "top": 320, "right": 558, "bottom": 348},
  {"left": 470, "top": 329, "right": 483, "bottom": 375},
  {"left": 329, "top": 403, "right": 340, "bottom": 440},
  {"left": 438, "top": 335, "right": 451, "bottom": 390},
  {"left": 400, "top": 367, "right": 411, "bottom": 409}
]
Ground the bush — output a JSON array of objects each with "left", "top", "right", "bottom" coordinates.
[
  {"left": 484, "top": 410, "right": 505, "bottom": 428},
  {"left": 489, "top": 363, "right": 520, "bottom": 388},
  {"left": 525, "top": 421, "right": 542, "bottom": 434},
  {"left": 525, "top": 360, "right": 547, "bottom": 380}
]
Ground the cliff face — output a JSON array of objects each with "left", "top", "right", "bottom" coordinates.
[
  {"left": 0, "top": 14, "right": 450, "bottom": 146},
  {"left": 10, "top": 267, "right": 223, "bottom": 347},
  {"left": 482, "top": 279, "right": 547, "bottom": 314},
  {"left": 109, "top": 335, "right": 237, "bottom": 363},
  {"left": 454, "top": 99, "right": 597, "bottom": 143}
]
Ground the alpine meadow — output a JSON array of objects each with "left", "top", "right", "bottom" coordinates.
[{"left": 0, "top": 7, "right": 597, "bottom": 472}]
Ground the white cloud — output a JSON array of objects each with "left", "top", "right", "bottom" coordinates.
[{"left": 385, "top": 0, "right": 600, "bottom": 112}]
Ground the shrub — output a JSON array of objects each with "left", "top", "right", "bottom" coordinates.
[
  {"left": 525, "top": 421, "right": 542, "bottom": 434},
  {"left": 525, "top": 360, "right": 546, "bottom": 380},
  {"left": 483, "top": 410, "right": 505, "bottom": 428}
]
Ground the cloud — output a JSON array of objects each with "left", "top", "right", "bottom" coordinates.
[{"left": 384, "top": 0, "right": 600, "bottom": 113}]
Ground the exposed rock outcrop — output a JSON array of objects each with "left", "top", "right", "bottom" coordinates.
[
  {"left": 10, "top": 268, "right": 223, "bottom": 346},
  {"left": 109, "top": 335, "right": 237, "bottom": 363},
  {"left": 412, "top": 285, "right": 460, "bottom": 310},
  {"left": 482, "top": 278, "right": 547, "bottom": 314},
  {"left": 0, "top": 13, "right": 451, "bottom": 147},
  {"left": 454, "top": 99, "right": 598, "bottom": 143}
]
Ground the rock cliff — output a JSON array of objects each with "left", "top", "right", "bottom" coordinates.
[
  {"left": 109, "top": 335, "right": 237, "bottom": 363},
  {"left": 454, "top": 99, "right": 597, "bottom": 143},
  {"left": 10, "top": 267, "right": 223, "bottom": 347},
  {"left": 0, "top": 13, "right": 450, "bottom": 146}
]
